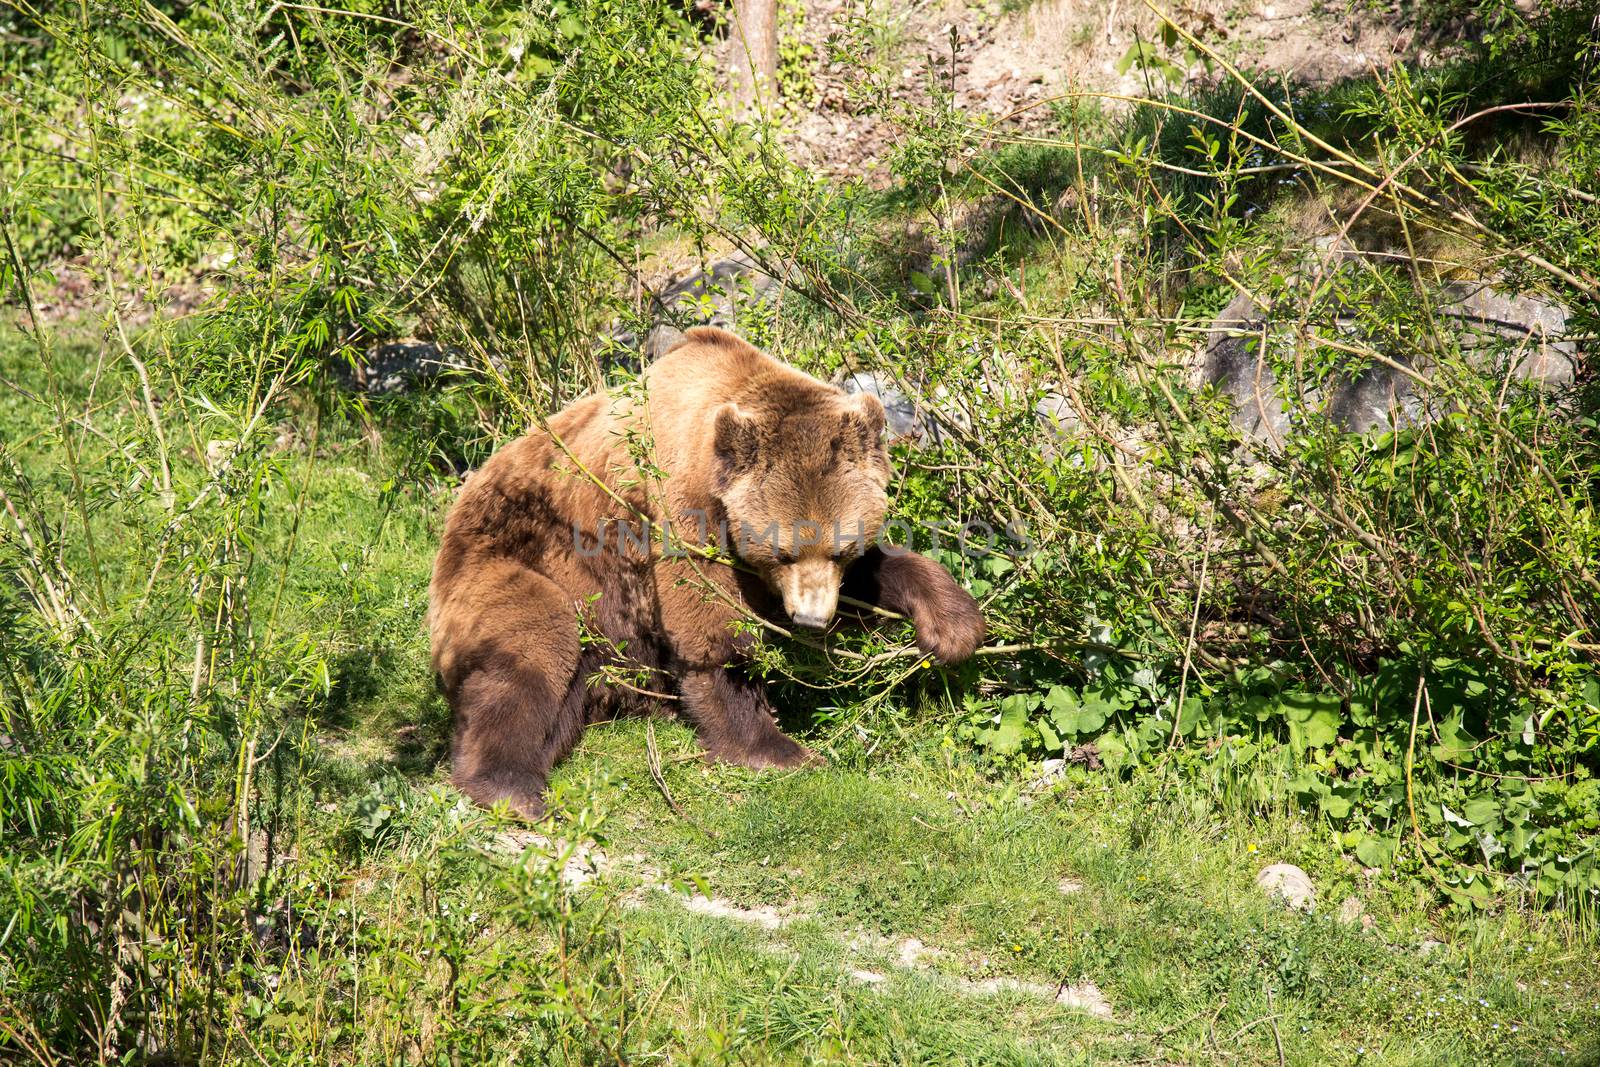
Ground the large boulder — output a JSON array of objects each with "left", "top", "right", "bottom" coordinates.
[
  {"left": 839, "top": 370, "right": 939, "bottom": 444},
  {"left": 1203, "top": 278, "right": 1580, "bottom": 445},
  {"left": 332, "top": 338, "right": 475, "bottom": 395},
  {"left": 610, "top": 251, "right": 786, "bottom": 362}
]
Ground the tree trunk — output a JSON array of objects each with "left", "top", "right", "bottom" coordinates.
[{"left": 730, "top": 0, "right": 778, "bottom": 111}]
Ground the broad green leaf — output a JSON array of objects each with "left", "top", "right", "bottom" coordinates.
[
  {"left": 1461, "top": 797, "right": 1500, "bottom": 827},
  {"left": 1282, "top": 691, "right": 1341, "bottom": 753},
  {"left": 1355, "top": 834, "right": 1398, "bottom": 868}
]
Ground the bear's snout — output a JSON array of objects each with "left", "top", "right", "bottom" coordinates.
[{"left": 780, "top": 558, "right": 842, "bottom": 630}]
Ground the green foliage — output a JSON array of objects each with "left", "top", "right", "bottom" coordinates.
[{"left": 2, "top": 0, "right": 1599, "bottom": 1060}]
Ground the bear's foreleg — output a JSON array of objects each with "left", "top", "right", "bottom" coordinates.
[
  {"left": 677, "top": 666, "right": 818, "bottom": 770},
  {"left": 841, "top": 546, "right": 985, "bottom": 663}
]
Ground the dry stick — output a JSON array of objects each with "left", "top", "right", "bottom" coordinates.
[
  {"left": 1168, "top": 521, "right": 1212, "bottom": 748},
  {"left": 609, "top": 677, "right": 683, "bottom": 703},
  {"left": 1265, "top": 983, "right": 1287, "bottom": 1067},
  {"left": 645, "top": 720, "right": 717, "bottom": 838},
  {"left": 1403, "top": 674, "right": 1445, "bottom": 885}
]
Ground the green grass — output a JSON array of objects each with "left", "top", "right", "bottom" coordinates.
[
  {"left": 313, "top": 706, "right": 1600, "bottom": 1065},
  {"left": 4, "top": 308, "right": 1597, "bottom": 1065}
]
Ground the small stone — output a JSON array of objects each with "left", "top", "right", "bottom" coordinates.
[
  {"left": 1336, "top": 896, "right": 1366, "bottom": 925},
  {"left": 1057, "top": 876, "right": 1084, "bottom": 895},
  {"left": 1419, "top": 938, "right": 1447, "bottom": 957},
  {"left": 849, "top": 969, "right": 887, "bottom": 985},
  {"left": 1256, "top": 863, "right": 1316, "bottom": 911}
]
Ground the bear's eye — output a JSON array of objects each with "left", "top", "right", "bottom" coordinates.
[{"left": 772, "top": 548, "right": 798, "bottom": 566}]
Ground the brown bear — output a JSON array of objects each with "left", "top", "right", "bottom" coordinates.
[{"left": 428, "top": 326, "right": 984, "bottom": 818}]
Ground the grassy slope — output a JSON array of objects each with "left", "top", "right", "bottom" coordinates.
[
  {"left": 540, "top": 720, "right": 1600, "bottom": 1064},
  {"left": 247, "top": 358, "right": 1599, "bottom": 1065},
  {"left": 3, "top": 320, "right": 1596, "bottom": 1064}
]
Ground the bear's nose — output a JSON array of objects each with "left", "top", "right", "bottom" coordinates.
[{"left": 780, "top": 558, "right": 841, "bottom": 631}]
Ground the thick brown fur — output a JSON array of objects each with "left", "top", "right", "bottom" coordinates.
[{"left": 428, "top": 327, "right": 984, "bottom": 818}]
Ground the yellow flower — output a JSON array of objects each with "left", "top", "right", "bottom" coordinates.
[{"left": 1247, "top": 842, "right": 1259, "bottom": 854}]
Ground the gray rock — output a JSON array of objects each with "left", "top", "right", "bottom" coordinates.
[
  {"left": 1034, "top": 390, "right": 1081, "bottom": 436},
  {"left": 1256, "top": 862, "right": 1316, "bottom": 911},
  {"left": 1203, "top": 279, "right": 1579, "bottom": 445},
  {"left": 333, "top": 339, "right": 475, "bottom": 395},
  {"left": 658, "top": 251, "right": 782, "bottom": 323},
  {"left": 1436, "top": 280, "right": 1577, "bottom": 386},
  {"left": 1203, "top": 289, "right": 1294, "bottom": 443},
  {"left": 1035, "top": 390, "right": 1084, "bottom": 461},
  {"left": 607, "top": 251, "right": 787, "bottom": 365},
  {"left": 840, "top": 370, "right": 927, "bottom": 441}
]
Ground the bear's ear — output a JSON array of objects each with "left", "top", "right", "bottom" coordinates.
[
  {"left": 713, "top": 402, "right": 761, "bottom": 472},
  {"left": 842, "top": 392, "right": 886, "bottom": 451}
]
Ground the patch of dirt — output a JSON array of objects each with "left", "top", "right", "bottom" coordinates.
[
  {"left": 681, "top": 892, "right": 798, "bottom": 929},
  {"left": 1054, "top": 979, "right": 1116, "bottom": 1018},
  {"left": 19, "top": 255, "right": 219, "bottom": 330},
  {"left": 486, "top": 829, "right": 614, "bottom": 889},
  {"left": 755, "top": 0, "right": 1428, "bottom": 183},
  {"left": 895, "top": 935, "right": 943, "bottom": 967}
]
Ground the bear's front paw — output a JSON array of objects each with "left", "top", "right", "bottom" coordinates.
[
  {"left": 914, "top": 594, "right": 985, "bottom": 664},
  {"left": 708, "top": 732, "right": 824, "bottom": 771}
]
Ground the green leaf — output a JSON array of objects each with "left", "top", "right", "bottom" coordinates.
[
  {"left": 1095, "top": 733, "right": 1132, "bottom": 771},
  {"left": 1355, "top": 834, "right": 1398, "bottom": 868},
  {"left": 1175, "top": 695, "right": 1203, "bottom": 738},
  {"left": 1036, "top": 717, "right": 1062, "bottom": 752},
  {"left": 908, "top": 270, "right": 938, "bottom": 295},
  {"left": 1430, "top": 715, "right": 1475, "bottom": 762},
  {"left": 977, "top": 695, "right": 1031, "bottom": 755},
  {"left": 1460, "top": 796, "right": 1500, "bottom": 827},
  {"left": 1282, "top": 691, "right": 1341, "bottom": 753}
]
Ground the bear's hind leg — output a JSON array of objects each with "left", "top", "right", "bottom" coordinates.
[{"left": 445, "top": 568, "right": 584, "bottom": 820}]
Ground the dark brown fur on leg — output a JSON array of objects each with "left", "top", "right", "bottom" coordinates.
[
  {"left": 677, "top": 666, "right": 817, "bottom": 769},
  {"left": 450, "top": 652, "right": 588, "bottom": 820},
  {"left": 841, "top": 546, "right": 985, "bottom": 663},
  {"left": 438, "top": 565, "right": 584, "bottom": 821}
]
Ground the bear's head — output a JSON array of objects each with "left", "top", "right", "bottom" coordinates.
[{"left": 712, "top": 387, "right": 890, "bottom": 629}]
